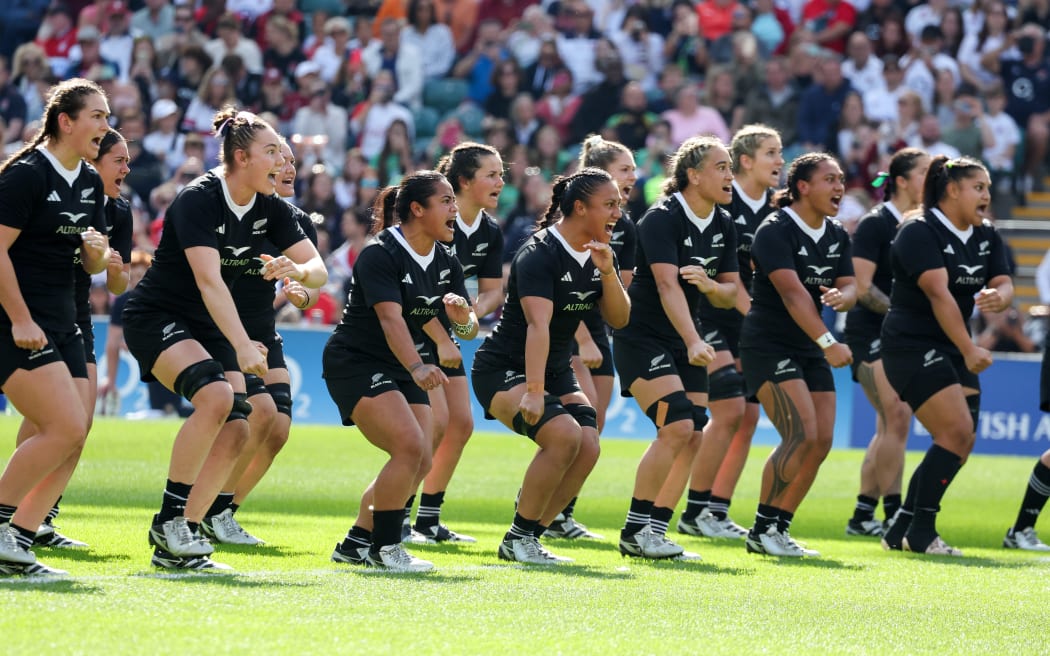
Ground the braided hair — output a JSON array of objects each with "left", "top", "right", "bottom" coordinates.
[{"left": 536, "top": 168, "right": 613, "bottom": 230}]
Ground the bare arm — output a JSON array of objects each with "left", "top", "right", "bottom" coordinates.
[
  {"left": 474, "top": 276, "right": 504, "bottom": 318},
  {"left": 266, "top": 238, "right": 329, "bottom": 288},
  {"left": 916, "top": 267, "right": 981, "bottom": 357},
  {"left": 853, "top": 257, "right": 889, "bottom": 314},
  {"left": 598, "top": 269, "right": 631, "bottom": 328},
  {"left": 652, "top": 262, "right": 703, "bottom": 348},
  {"left": 186, "top": 246, "right": 265, "bottom": 374}
]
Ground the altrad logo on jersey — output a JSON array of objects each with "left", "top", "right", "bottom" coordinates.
[{"left": 220, "top": 245, "right": 253, "bottom": 268}]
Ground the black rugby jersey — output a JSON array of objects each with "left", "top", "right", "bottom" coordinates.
[
  {"left": 476, "top": 226, "right": 614, "bottom": 373},
  {"left": 741, "top": 209, "right": 853, "bottom": 354},
  {"left": 447, "top": 210, "right": 504, "bottom": 281},
  {"left": 844, "top": 203, "right": 901, "bottom": 338},
  {"left": 126, "top": 171, "right": 308, "bottom": 319},
  {"left": 615, "top": 194, "right": 738, "bottom": 345},
  {"left": 0, "top": 148, "right": 106, "bottom": 331},
  {"left": 882, "top": 210, "right": 1011, "bottom": 354},
  {"left": 581, "top": 213, "right": 636, "bottom": 340},
  {"left": 75, "top": 196, "right": 133, "bottom": 327},
  {"left": 329, "top": 227, "right": 469, "bottom": 370},
  {"left": 232, "top": 201, "right": 319, "bottom": 330}
]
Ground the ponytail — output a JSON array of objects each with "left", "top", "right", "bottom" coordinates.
[
  {"left": 536, "top": 168, "right": 613, "bottom": 231},
  {"left": 661, "top": 135, "right": 725, "bottom": 196},
  {"left": 922, "top": 155, "right": 986, "bottom": 210},
  {"left": 370, "top": 185, "right": 399, "bottom": 235},
  {"left": 370, "top": 169, "right": 448, "bottom": 235}
]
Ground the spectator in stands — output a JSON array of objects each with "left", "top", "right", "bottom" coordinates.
[
  {"left": 982, "top": 84, "right": 1022, "bottom": 192},
  {"left": 454, "top": 18, "right": 507, "bottom": 106},
  {"left": 661, "top": 82, "right": 730, "bottom": 148},
  {"left": 787, "top": 41, "right": 820, "bottom": 91},
  {"left": 941, "top": 87, "right": 995, "bottom": 160},
  {"left": 192, "top": 0, "right": 227, "bottom": 39},
  {"left": 254, "top": 68, "right": 293, "bottom": 135},
  {"left": 372, "top": 119, "right": 415, "bottom": 187},
  {"left": 66, "top": 25, "right": 119, "bottom": 81},
  {"left": 362, "top": 18, "right": 423, "bottom": 110},
  {"left": 333, "top": 148, "right": 371, "bottom": 213},
  {"left": 142, "top": 98, "right": 184, "bottom": 175},
  {"left": 860, "top": 55, "right": 902, "bottom": 125},
  {"left": 797, "top": 51, "right": 853, "bottom": 153},
  {"left": 875, "top": 16, "right": 910, "bottom": 60},
  {"left": 293, "top": 79, "right": 349, "bottom": 173},
  {"left": 205, "top": 13, "right": 263, "bottom": 75},
  {"left": 402, "top": 0, "right": 456, "bottom": 80},
  {"left": 251, "top": 0, "right": 304, "bottom": 53},
  {"left": 697, "top": 0, "right": 741, "bottom": 44},
  {"left": 912, "top": 113, "right": 961, "bottom": 158},
  {"left": 182, "top": 67, "right": 235, "bottom": 140},
  {"left": 523, "top": 37, "right": 563, "bottom": 99},
  {"left": 0, "top": 57, "right": 27, "bottom": 146},
  {"left": 37, "top": 3, "right": 78, "bottom": 77},
  {"left": 155, "top": 5, "right": 207, "bottom": 71},
  {"left": 981, "top": 23, "right": 1050, "bottom": 195},
  {"left": 706, "top": 64, "right": 745, "bottom": 135},
  {"left": 220, "top": 54, "right": 260, "bottom": 107},
  {"left": 300, "top": 165, "right": 342, "bottom": 240},
  {"left": 605, "top": 81, "right": 660, "bottom": 151},
  {"left": 843, "top": 30, "right": 884, "bottom": 92},
  {"left": 535, "top": 70, "right": 581, "bottom": 143},
  {"left": 100, "top": 1, "right": 136, "bottom": 82},
  {"left": 751, "top": 0, "right": 787, "bottom": 58},
  {"left": 568, "top": 50, "right": 627, "bottom": 143},
  {"left": 311, "top": 16, "right": 354, "bottom": 84},
  {"left": 663, "top": 0, "right": 707, "bottom": 78},
  {"left": 350, "top": 69, "right": 414, "bottom": 160},
  {"left": 611, "top": 8, "right": 665, "bottom": 93},
  {"left": 958, "top": 1, "right": 1012, "bottom": 89},
  {"left": 325, "top": 208, "right": 372, "bottom": 301},
  {"left": 262, "top": 16, "right": 306, "bottom": 87},
  {"left": 976, "top": 305, "right": 1038, "bottom": 353},
  {"left": 530, "top": 124, "right": 573, "bottom": 179},
  {"left": 131, "top": 0, "right": 174, "bottom": 42},
  {"left": 799, "top": 0, "right": 857, "bottom": 54},
  {"left": 906, "top": 0, "right": 948, "bottom": 46},
  {"left": 11, "top": 43, "right": 49, "bottom": 124},
  {"left": 485, "top": 58, "right": 524, "bottom": 120},
  {"left": 166, "top": 45, "right": 212, "bottom": 112},
  {"left": 902, "top": 25, "right": 961, "bottom": 111},
  {"left": 506, "top": 4, "right": 555, "bottom": 70},
  {"left": 1019, "top": 0, "right": 1050, "bottom": 25},
  {"left": 941, "top": 7, "right": 966, "bottom": 58},
  {"left": 556, "top": 2, "right": 602, "bottom": 95},
  {"left": 742, "top": 56, "right": 800, "bottom": 151},
  {"left": 0, "top": 1, "right": 46, "bottom": 58}
]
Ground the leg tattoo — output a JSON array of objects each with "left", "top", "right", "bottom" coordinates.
[{"left": 765, "top": 383, "right": 806, "bottom": 504}]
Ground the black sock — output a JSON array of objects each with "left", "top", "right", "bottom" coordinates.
[
  {"left": 371, "top": 508, "right": 405, "bottom": 549},
  {"left": 851, "top": 495, "right": 878, "bottom": 523},
  {"left": 777, "top": 509, "right": 795, "bottom": 534},
  {"left": 187, "top": 521, "right": 200, "bottom": 533},
  {"left": 404, "top": 494, "right": 416, "bottom": 517},
  {"left": 753, "top": 503, "right": 779, "bottom": 535},
  {"left": 708, "top": 495, "right": 731, "bottom": 520},
  {"left": 11, "top": 523, "right": 35, "bottom": 550},
  {"left": 908, "top": 444, "right": 963, "bottom": 539},
  {"left": 681, "top": 489, "right": 711, "bottom": 521},
  {"left": 229, "top": 502, "right": 240, "bottom": 515},
  {"left": 415, "top": 491, "right": 445, "bottom": 530},
  {"left": 506, "top": 513, "right": 538, "bottom": 541},
  {"left": 562, "top": 496, "right": 578, "bottom": 518},
  {"left": 1013, "top": 460, "right": 1050, "bottom": 532},
  {"left": 206, "top": 492, "right": 234, "bottom": 519},
  {"left": 341, "top": 525, "right": 372, "bottom": 551},
  {"left": 533, "top": 524, "right": 549, "bottom": 538},
  {"left": 882, "top": 468, "right": 921, "bottom": 549},
  {"left": 0, "top": 504, "right": 16, "bottom": 524},
  {"left": 882, "top": 494, "right": 901, "bottom": 523},
  {"left": 650, "top": 506, "right": 674, "bottom": 536},
  {"left": 622, "top": 498, "right": 654, "bottom": 537},
  {"left": 157, "top": 480, "right": 192, "bottom": 524},
  {"left": 47, "top": 496, "right": 61, "bottom": 524}
]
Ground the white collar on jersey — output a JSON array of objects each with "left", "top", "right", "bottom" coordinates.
[
  {"left": 673, "top": 192, "right": 715, "bottom": 232},
  {"left": 931, "top": 207, "right": 973, "bottom": 243},
  {"left": 732, "top": 180, "right": 768, "bottom": 214},
  {"left": 548, "top": 224, "right": 592, "bottom": 267},
  {"left": 36, "top": 144, "right": 82, "bottom": 187},
  {"left": 884, "top": 200, "right": 905, "bottom": 223},
  {"left": 782, "top": 206, "right": 827, "bottom": 243},
  {"left": 216, "top": 167, "right": 257, "bottom": 220},
  {"left": 456, "top": 208, "right": 484, "bottom": 237},
  {"left": 389, "top": 225, "right": 436, "bottom": 269}
]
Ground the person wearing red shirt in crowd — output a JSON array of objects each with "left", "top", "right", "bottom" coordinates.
[
  {"left": 697, "top": 0, "right": 741, "bottom": 43},
  {"left": 37, "top": 3, "right": 80, "bottom": 76},
  {"left": 800, "top": 0, "right": 857, "bottom": 55},
  {"left": 251, "top": 0, "right": 305, "bottom": 52}
]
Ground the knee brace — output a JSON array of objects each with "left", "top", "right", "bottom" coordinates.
[
  {"left": 172, "top": 359, "right": 225, "bottom": 402},
  {"left": 645, "top": 390, "right": 694, "bottom": 428},
  {"left": 565, "top": 403, "right": 598, "bottom": 429},
  {"left": 708, "top": 365, "right": 745, "bottom": 402},
  {"left": 966, "top": 394, "right": 981, "bottom": 434},
  {"left": 245, "top": 373, "right": 267, "bottom": 398},
  {"left": 693, "top": 406, "right": 709, "bottom": 431},
  {"left": 267, "top": 382, "right": 293, "bottom": 417},
  {"left": 512, "top": 393, "right": 567, "bottom": 440},
  {"left": 226, "top": 392, "right": 253, "bottom": 422}
]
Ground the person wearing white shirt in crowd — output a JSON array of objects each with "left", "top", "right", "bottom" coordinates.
[
  {"left": 557, "top": 1, "right": 602, "bottom": 95},
  {"left": 401, "top": 0, "right": 456, "bottom": 80},
  {"left": 610, "top": 11, "right": 664, "bottom": 94},
  {"left": 905, "top": 0, "right": 948, "bottom": 46},
  {"left": 204, "top": 13, "right": 263, "bottom": 75},
  {"left": 131, "top": 0, "right": 175, "bottom": 41},
  {"left": 311, "top": 16, "right": 354, "bottom": 84},
  {"left": 506, "top": 4, "right": 555, "bottom": 69},
  {"left": 143, "top": 98, "right": 186, "bottom": 176},
  {"left": 901, "top": 26, "right": 961, "bottom": 111},
  {"left": 225, "top": 0, "right": 274, "bottom": 21},
  {"left": 351, "top": 69, "right": 415, "bottom": 160},
  {"left": 863, "top": 55, "right": 907, "bottom": 123},
  {"left": 842, "top": 31, "right": 884, "bottom": 92},
  {"left": 362, "top": 18, "right": 424, "bottom": 110},
  {"left": 981, "top": 83, "right": 1022, "bottom": 190},
  {"left": 292, "top": 79, "right": 349, "bottom": 173}
]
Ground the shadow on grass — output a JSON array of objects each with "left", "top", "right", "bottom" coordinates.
[
  {"left": 133, "top": 571, "right": 317, "bottom": 588},
  {"left": 760, "top": 557, "right": 862, "bottom": 570},
  {"left": 477, "top": 563, "right": 636, "bottom": 579},
  {"left": 0, "top": 578, "right": 103, "bottom": 594},
  {"left": 889, "top": 552, "right": 1050, "bottom": 568},
  {"left": 335, "top": 569, "right": 482, "bottom": 583},
  {"left": 208, "top": 544, "right": 314, "bottom": 559},
  {"left": 35, "top": 550, "right": 132, "bottom": 564}
]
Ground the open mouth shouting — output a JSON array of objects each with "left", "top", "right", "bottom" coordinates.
[{"left": 829, "top": 194, "right": 842, "bottom": 213}]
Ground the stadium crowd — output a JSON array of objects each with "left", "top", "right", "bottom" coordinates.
[{"left": 0, "top": 0, "right": 1049, "bottom": 574}]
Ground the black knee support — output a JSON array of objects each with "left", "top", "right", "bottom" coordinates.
[
  {"left": 267, "top": 382, "right": 293, "bottom": 417},
  {"left": 693, "top": 406, "right": 709, "bottom": 431},
  {"left": 226, "top": 392, "right": 252, "bottom": 422},
  {"left": 245, "top": 373, "right": 267, "bottom": 398},
  {"left": 172, "top": 359, "right": 226, "bottom": 402},
  {"left": 966, "top": 394, "right": 981, "bottom": 434},
  {"left": 708, "top": 365, "right": 745, "bottom": 402},
  {"left": 645, "top": 390, "right": 694, "bottom": 428},
  {"left": 565, "top": 403, "right": 598, "bottom": 429},
  {"left": 512, "top": 393, "right": 567, "bottom": 440}
]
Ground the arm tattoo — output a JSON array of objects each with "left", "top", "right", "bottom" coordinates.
[
  {"left": 765, "top": 382, "right": 807, "bottom": 504},
  {"left": 858, "top": 287, "right": 890, "bottom": 314}
]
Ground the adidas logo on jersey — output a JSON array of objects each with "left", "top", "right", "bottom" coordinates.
[
  {"left": 216, "top": 225, "right": 226, "bottom": 235},
  {"left": 560, "top": 272, "right": 573, "bottom": 283},
  {"left": 943, "top": 244, "right": 955, "bottom": 254},
  {"left": 798, "top": 246, "right": 808, "bottom": 256},
  {"left": 402, "top": 273, "right": 413, "bottom": 284},
  {"left": 47, "top": 190, "right": 61, "bottom": 202},
  {"left": 735, "top": 215, "right": 747, "bottom": 225},
  {"left": 683, "top": 237, "right": 692, "bottom": 247}
]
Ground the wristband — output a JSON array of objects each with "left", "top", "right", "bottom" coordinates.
[
  {"left": 816, "top": 332, "right": 837, "bottom": 349},
  {"left": 451, "top": 317, "right": 475, "bottom": 337}
]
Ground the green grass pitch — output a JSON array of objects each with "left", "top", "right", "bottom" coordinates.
[{"left": 1, "top": 415, "right": 1048, "bottom": 654}]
